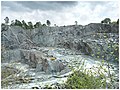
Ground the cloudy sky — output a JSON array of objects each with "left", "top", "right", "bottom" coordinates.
[{"left": 1, "top": 1, "right": 119, "bottom": 26}]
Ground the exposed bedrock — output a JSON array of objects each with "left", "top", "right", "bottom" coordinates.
[
  {"left": 2, "top": 48, "right": 67, "bottom": 73},
  {"left": 1, "top": 23, "right": 119, "bottom": 73}
]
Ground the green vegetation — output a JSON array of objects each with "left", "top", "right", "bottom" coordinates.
[
  {"left": 101, "top": 18, "right": 119, "bottom": 25},
  {"left": 42, "top": 24, "right": 47, "bottom": 26},
  {"left": 46, "top": 20, "right": 51, "bottom": 26},
  {"left": 34, "top": 22, "right": 41, "bottom": 28},
  {"left": 14, "top": 19, "right": 22, "bottom": 27},
  {"left": 65, "top": 70, "right": 106, "bottom": 89},
  {"left": 64, "top": 59, "right": 107, "bottom": 89},
  {"left": 3, "top": 17, "right": 52, "bottom": 29},
  {"left": 28, "top": 22, "right": 33, "bottom": 29},
  {"left": 1, "top": 67, "right": 18, "bottom": 88},
  {"left": 22, "top": 20, "right": 29, "bottom": 29},
  {"left": 101, "top": 18, "right": 111, "bottom": 24}
]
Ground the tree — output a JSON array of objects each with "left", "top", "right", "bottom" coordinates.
[
  {"left": 42, "top": 24, "right": 46, "bottom": 26},
  {"left": 75, "top": 21, "right": 78, "bottom": 25},
  {"left": 14, "top": 19, "right": 22, "bottom": 27},
  {"left": 101, "top": 20, "right": 104, "bottom": 23},
  {"left": 28, "top": 22, "right": 33, "bottom": 29},
  {"left": 104, "top": 18, "right": 111, "bottom": 24},
  {"left": 46, "top": 20, "right": 51, "bottom": 26},
  {"left": 22, "top": 20, "right": 28, "bottom": 29},
  {"left": 101, "top": 18, "right": 111, "bottom": 24},
  {"left": 34, "top": 22, "right": 41, "bottom": 28},
  {"left": 4, "top": 17, "right": 9, "bottom": 25}
]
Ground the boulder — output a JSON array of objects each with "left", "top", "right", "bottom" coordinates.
[{"left": 20, "top": 49, "right": 67, "bottom": 73}]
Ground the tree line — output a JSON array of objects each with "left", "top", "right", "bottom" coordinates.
[
  {"left": 3, "top": 17, "right": 51, "bottom": 29},
  {"left": 2, "top": 17, "right": 119, "bottom": 30}
]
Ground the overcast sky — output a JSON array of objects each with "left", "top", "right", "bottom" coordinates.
[{"left": 1, "top": 1, "right": 119, "bottom": 26}]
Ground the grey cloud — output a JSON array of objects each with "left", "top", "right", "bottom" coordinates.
[
  {"left": 2, "top": 1, "right": 111, "bottom": 12},
  {"left": 1, "top": 1, "right": 30, "bottom": 12},
  {"left": 9, "top": 1, "right": 78, "bottom": 11},
  {"left": 1, "top": 1, "right": 78, "bottom": 12}
]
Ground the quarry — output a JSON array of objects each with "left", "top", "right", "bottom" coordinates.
[{"left": 1, "top": 22, "right": 119, "bottom": 89}]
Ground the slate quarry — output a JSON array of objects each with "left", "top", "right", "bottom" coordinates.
[{"left": 1, "top": 23, "right": 119, "bottom": 89}]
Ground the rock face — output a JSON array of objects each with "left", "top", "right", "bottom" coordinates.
[
  {"left": 21, "top": 49, "right": 66, "bottom": 73},
  {"left": 1, "top": 23, "right": 119, "bottom": 89},
  {"left": 1, "top": 23, "right": 119, "bottom": 72}
]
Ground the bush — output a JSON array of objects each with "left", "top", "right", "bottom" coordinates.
[{"left": 65, "top": 70, "right": 106, "bottom": 89}]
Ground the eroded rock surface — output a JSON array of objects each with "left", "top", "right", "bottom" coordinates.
[
  {"left": 1, "top": 23, "right": 119, "bottom": 60},
  {"left": 1, "top": 23, "right": 119, "bottom": 89}
]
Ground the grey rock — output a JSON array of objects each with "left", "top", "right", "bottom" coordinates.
[{"left": 1, "top": 23, "right": 119, "bottom": 89}]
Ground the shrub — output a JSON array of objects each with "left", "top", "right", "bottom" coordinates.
[{"left": 65, "top": 69, "right": 106, "bottom": 89}]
